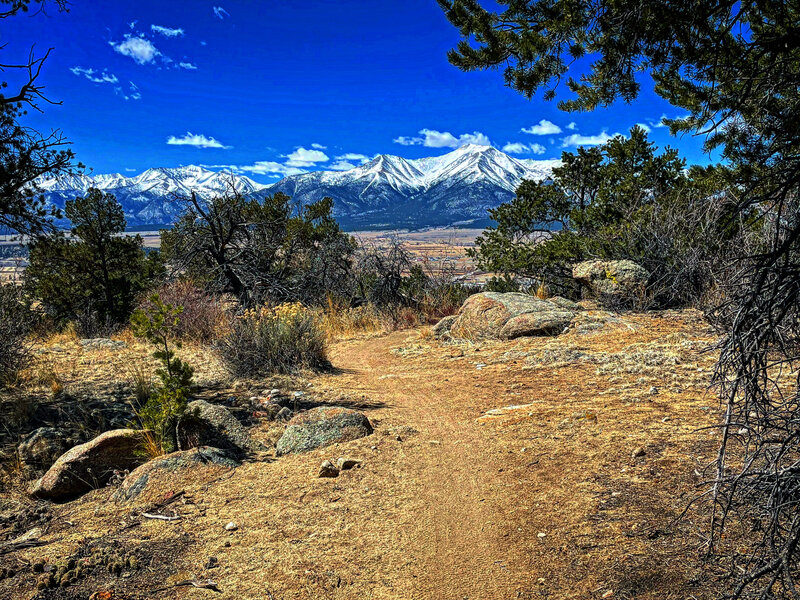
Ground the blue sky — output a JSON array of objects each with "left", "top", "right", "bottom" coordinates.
[{"left": 6, "top": 1, "right": 712, "bottom": 183}]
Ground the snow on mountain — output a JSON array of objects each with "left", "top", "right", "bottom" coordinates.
[
  {"left": 37, "top": 166, "right": 267, "bottom": 226},
  {"left": 38, "top": 145, "right": 560, "bottom": 229},
  {"left": 264, "top": 143, "right": 560, "bottom": 228}
]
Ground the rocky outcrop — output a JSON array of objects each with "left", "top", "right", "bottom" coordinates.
[
  {"left": 30, "top": 429, "right": 148, "bottom": 500},
  {"left": 115, "top": 447, "right": 239, "bottom": 502},
  {"left": 17, "top": 428, "right": 75, "bottom": 471},
  {"left": 176, "top": 400, "right": 264, "bottom": 457},
  {"left": 499, "top": 310, "right": 574, "bottom": 339},
  {"left": 437, "top": 292, "right": 580, "bottom": 340},
  {"left": 573, "top": 260, "right": 649, "bottom": 301},
  {"left": 276, "top": 406, "right": 373, "bottom": 455}
]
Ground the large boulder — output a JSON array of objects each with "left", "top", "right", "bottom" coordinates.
[
  {"left": 115, "top": 447, "right": 239, "bottom": 502},
  {"left": 176, "top": 400, "right": 264, "bottom": 457},
  {"left": 276, "top": 406, "right": 373, "bottom": 455},
  {"left": 441, "top": 292, "right": 579, "bottom": 340},
  {"left": 573, "top": 260, "right": 649, "bottom": 300},
  {"left": 31, "top": 429, "right": 148, "bottom": 500}
]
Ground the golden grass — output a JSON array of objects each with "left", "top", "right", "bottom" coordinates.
[
  {"left": 318, "top": 296, "right": 384, "bottom": 340},
  {"left": 535, "top": 282, "right": 550, "bottom": 299}
]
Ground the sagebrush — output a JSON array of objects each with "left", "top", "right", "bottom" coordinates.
[{"left": 217, "top": 302, "right": 328, "bottom": 377}]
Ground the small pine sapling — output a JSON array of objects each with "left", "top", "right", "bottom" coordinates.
[{"left": 130, "top": 294, "right": 195, "bottom": 455}]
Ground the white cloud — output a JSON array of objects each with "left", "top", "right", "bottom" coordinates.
[
  {"left": 166, "top": 132, "right": 231, "bottom": 149},
  {"left": 111, "top": 35, "right": 160, "bottom": 64},
  {"left": 178, "top": 62, "right": 198, "bottom": 70},
  {"left": 200, "top": 40, "right": 207, "bottom": 46},
  {"left": 128, "top": 20, "right": 137, "bottom": 30},
  {"left": 502, "top": 142, "right": 546, "bottom": 155},
  {"left": 311, "top": 143, "right": 327, "bottom": 149},
  {"left": 566, "top": 122, "right": 578, "bottom": 131},
  {"left": 151, "top": 24, "right": 184, "bottom": 37},
  {"left": 393, "top": 129, "right": 490, "bottom": 149},
  {"left": 635, "top": 122, "right": 652, "bottom": 133},
  {"left": 521, "top": 119, "right": 562, "bottom": 135},
  {"left": 329, "top": 160, "right": 358, "bottom": 171},
  {"left": 70, "top": 67, "right": 118, "bottom": 84},
  {"left": 560, "top": 130, "right": 621, "bottom": 147},
  {"left": 116, "top": 81, "right": 142, "bottom": 101},
  {"left": 335, "top": 152, "right": 370, "bottom": 164},
  {"left": 213, "top": 6, "right": 229, "bottom": 19},
  {"left": 237, "top": 161, "right": 305, "bottom": 177},
  {"left": 125, "top": 168, "right": 136, "bottom": 172},
  {"left": 283, "top": 147, "right": 329, "bottom": 167}
]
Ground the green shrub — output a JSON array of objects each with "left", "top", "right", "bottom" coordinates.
[
  {"left": 130, "top": 294, "right": 194, "bottom": 456},
  {"left": 471, "top": 127, "right": 754, "bottom": 308},
  {"left": 217, "top": 302, "right": 328, "bottom": 377}
]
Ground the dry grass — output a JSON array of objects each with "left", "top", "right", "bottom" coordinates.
[
  {"left": 0, "top": 308, "right": 728, "bottom": 599},
  {"left": 318, "top": 296, "right": 384, "bottom": 340}
]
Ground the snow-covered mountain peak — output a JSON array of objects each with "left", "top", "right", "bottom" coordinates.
[{"left": 37, "top": 147, "right": 561, "bottom": 229}]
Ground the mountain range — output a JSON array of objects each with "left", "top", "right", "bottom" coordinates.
[{"left": 37, "top": 144, "right": 560, "bottom": 230}]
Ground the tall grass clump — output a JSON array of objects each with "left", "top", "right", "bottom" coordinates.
[
  {"left": 319, "top": 295, "right": 383, "bottom": 339},
  {"left": 0, "top": 284, "right": 36, "bottom": 388},
  {"left": 218, "top": 302, "right": 328, "bottom": 377}
]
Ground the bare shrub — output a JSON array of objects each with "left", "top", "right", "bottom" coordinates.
[
  {"left": 596, "top": 189, "right": 756, "bottom": 310},
  {"left": 355, "top": 236, "right": 475, "bottom": 328},
  {"left": 146, "top": 279, "right": 229, "bottom": 342},
  {"left": 217, "top": 303, "right": 328, "bottom": 377}
]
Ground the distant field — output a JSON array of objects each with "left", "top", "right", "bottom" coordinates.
[{"left": 1, "top": 227, "right": 490, "bottom": 286}]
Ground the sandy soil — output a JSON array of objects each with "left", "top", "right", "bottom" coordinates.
[{"left": 0, "top": 310, "right": 726, "bottom": 599}]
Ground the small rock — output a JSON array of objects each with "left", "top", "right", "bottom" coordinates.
[
  {"left": 601, "top": 590, "right": 614, "bottom": 598},
  {"left": 205, "top": 557, "right": 218, "bottom": 569},
  {"left": 224, "top": 521, "right": 237, "bottom": 531},
  {"left": 648, "top": 386, "right": 659, "bottom": 396},
  {"left": 318, "top": 460, "right": 339, "bottom": 478},
  {"left": 276, "top": 406, "right": 293, "bottom": 421},
  {"left": 336, "top": 457, "right": 360, "bottom": 470},
  {"left": 17, "top": 427, "right": 70, "bottom": 471},
  {"left": 632, "top": 447, "right": 646, "bottom": 458},
  {"left": 537, "top": 532, "right": 546, "bottom": 538}
]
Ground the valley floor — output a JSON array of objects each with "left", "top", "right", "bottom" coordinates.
[{"left": 0, "top": 310, "right": 726, "bottom": 599}]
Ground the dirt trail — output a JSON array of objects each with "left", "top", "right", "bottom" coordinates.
[{"left": 320, "top": 334, "right": 531, "bottom": 598}]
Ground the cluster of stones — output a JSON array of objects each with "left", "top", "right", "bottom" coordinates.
[{"left": 23, "top": 397, "right": 374, "bottom": 502}]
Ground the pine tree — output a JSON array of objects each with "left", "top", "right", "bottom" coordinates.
[{"left": 25, "top": 189, "right": 163, "bottom": 331}]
